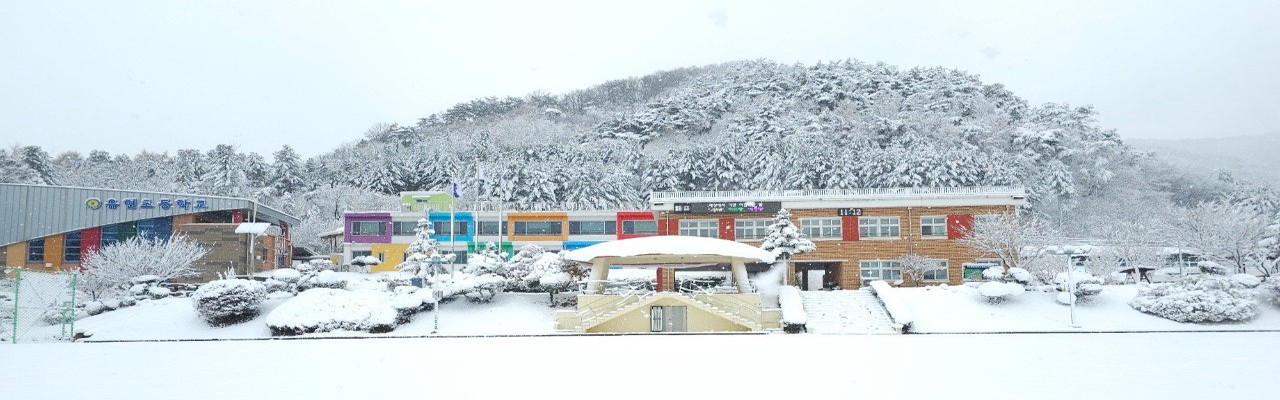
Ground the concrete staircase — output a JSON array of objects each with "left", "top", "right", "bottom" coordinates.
[
  {"left": 800, "top": 289, "right": 901, "bottom": 334},
  {"left": 577, "top": 293, "right": 762, "bottom": 332}
]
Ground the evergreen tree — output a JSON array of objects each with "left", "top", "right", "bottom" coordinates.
[
  {"left": 760, "top": 209, "right": 816, "bottom": 287},
  {"left": 201, "top": 144, "right": 249, "bottom": 197},
  {"left": 18, "top": 145, "right": 58, "bottom": 185},
  {"left": 270, "top": 145, "right": 307, "bottom": 194},
  {"left": 0, "top": 147, "right": 41, "bottom": 184}
]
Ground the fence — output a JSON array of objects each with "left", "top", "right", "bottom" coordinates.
[{"left": 2, "top": 266, "right": 79, "bottom": 343}]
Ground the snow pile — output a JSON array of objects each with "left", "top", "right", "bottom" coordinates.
[
  {"left": 265, "top": 289, "right": 398, "bottom": 336},
  {"left": 751, "top": 263, "right": 785, "bottom": 308},
  {"left": 192, "top": 279, "right": 268, "bottom": 326},
  {"left": 778, "top": 286, "right": 807, "bottom": 331},
  {"left": 1129, "top": 275, "right": 1260, "bottom": 323},
  {"left": 978, "top": 281, "right": 1024, "bottom": 304},
  {"left": 869, "top": 280, "right": 914, "bottom": 326},
  {"left": 1231, "top": 274, "right": 1261, "bottom": 288}
]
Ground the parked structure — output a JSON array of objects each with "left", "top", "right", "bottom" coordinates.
[{"left": 0, "top": 184, "right": 298, "bottom": 282}]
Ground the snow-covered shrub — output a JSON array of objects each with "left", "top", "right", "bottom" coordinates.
[
  {"left": 126, "top": 275, "right": 172, "bottom": 300},
  {"left": 978, "top": 281, "right": 1024, "bottom": 304},
  {"left": 192, "top": 279, "right": 268, "bottom": 326},
  {"left": 265, "top": 289, "right": 398, "bottom": 335},
  {"left": 79, "top": 235, "right": 208, "bottom": 300},
  {"left": 1054, "top": 271, "right": 1103, "bottom": 300},
  {"left": 390, "top": 286, "right": 437, "bottom": 324},
  {"left": 1231, "top": 274, "right": 1261, "bottom": 288},
  {"left": 1256, "top": 280, "right": 1280, "bottom": 306},
  {"left": 779, "top": 286, "right": 806, "bottom": 333},
  {"left": 299, "top": 270, "right": 347, "bottom": 291},
  {"left": 504, "top": 244, "right": 546, "bottom": 290},
  {"left": 520, "top": 252, "right": 576, "bottom": 303},
  {"left": 1129, "top": 275, "right": 1260, "bottom": 323},
  {"left": 1007, "top": 268, "right": 1034, "bottom": 284},
  {"left": 982, "top": 266, "right": 1005, "bottom": 281}
]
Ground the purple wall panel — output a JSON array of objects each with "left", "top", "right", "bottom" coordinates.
[{"left": 344, "top": 212, "right": 392, "bottom": 244}]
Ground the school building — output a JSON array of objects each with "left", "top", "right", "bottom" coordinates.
[{"left": 1, "top": 184, "right": 299, "bottom": 282}]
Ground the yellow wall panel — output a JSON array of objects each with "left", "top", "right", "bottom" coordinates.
[
  {"left": 43, "top": 234, "right": 65, "bottom": 269},
  {"left": 371, "top": 243, "right": 410, "bottom": 272},
  {"left": 5, "top": 242, "right": 26, "bottom": 267}
]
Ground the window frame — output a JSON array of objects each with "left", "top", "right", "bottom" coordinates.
[
  {"left": 477, "top": 221, "right": 506, "bottom": 235},
  {"left": 432, "top": 221, "right": 469, "bottom": 236},
  {"left": 64, "top": 231, "right": 82, "bottom": 263},
  {"left": 920, "top": 216, "right": 948, "bottom": 238},
  {"left": 513, "top": 220, "right": 563, "bottom": 236},
  {"left": 858, "top": 216, "right": 901, "bottom": 239},
  {"left": 678, "top": 219, "right": 718, "bottom": 238},
  {"left": 622, "top": 220, "right": 659, "bottom": 235},
  {"left": 27, "top": 238, "right": 45, "bottom": 263},
  {"left": 922, "top": 259, "right": 949, "bottom": 282},
  {"left": 569, "top": 220, "right": 617, "bottom": 235},
  {"left": 351, "top": 221, "right": 386, "bottom": 237},
  {"left": 734, "top": 218, "right": 772, "bottom": 241},
  {"left": 392, "top": 221, "right": 419, "bottom": 236},
  {"left": 800, "top": 217, "right": 842, "bottom": 240},
  {"left": 859, "top": 260, "right": 903, "bottom": 285}
]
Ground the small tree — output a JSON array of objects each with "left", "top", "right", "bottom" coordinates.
[
  {"left": 1255, "top": 211, "right": 1280, "bottom": 278},
  {"left": 760, "top": 209, "right": 816, "bottom": 286},
  {"left": 397, "top": 217, "right": 449, "bottom": 277},
  {"left": 959, "top": 212, "right": 1054, "bottom": 276},
  {"left": 1174, "top": 203, "right": 1268, "bottom": 274},
  {"left": 897, "top": 253, "right": 936, "bottom": 287},
  {"left": 80, "top": 235, "right": 208, "bottom": 300}
]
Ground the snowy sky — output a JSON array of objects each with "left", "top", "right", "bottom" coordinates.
[{"left": 3, "top": 0, "right": 1278, "bottom": 157}]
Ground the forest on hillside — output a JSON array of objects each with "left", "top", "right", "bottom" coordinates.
[{"left": 3, "top": 59, "right": 1278, "bottom": 251}]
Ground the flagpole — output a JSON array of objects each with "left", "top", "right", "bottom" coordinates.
[{"left": 450, "top": 190, "right": 456, "bottom": 279}]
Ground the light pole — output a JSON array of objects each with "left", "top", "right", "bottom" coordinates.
[
  {"left": 430, "top": 255, "right": 443, "bottom": 334},
  {"left": 1058, "top": 246, "right": 1081, "bottom": 328}
]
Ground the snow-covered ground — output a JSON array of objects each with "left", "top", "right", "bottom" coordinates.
[
  {"left": 3, "top": 332, "right": 1276, "bottom": 399},
  {"left": 898, "top": 284, "right": 1280, "bottom": 333},
  {"left": 69, "top": 292, "right": 557, "bottom": 341}
]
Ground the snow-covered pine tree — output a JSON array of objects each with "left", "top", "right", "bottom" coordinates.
[
  {"left": 1258, "top": 211, "right": 1280, "bottom": 278},
  {"left": 18, "top": 145, "right": 58, "bottom": 185},
  {"left": 269, "top": 145, "right": 307, "bottom": 195},
  {"left": 399, "top": 217, "right": 446, "bottom": 277},
  {"left": 201, "top": 144, "right": 249, "bottom": 197},
  {"left": 760, "top": 209, "right": 816, "bottom": 286},
  {"left": 0, "top": 147, "right": 41, "bottom": 184}
]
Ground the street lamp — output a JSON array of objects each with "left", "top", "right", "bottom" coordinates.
[{"left": 1052, "top": 245, "right": 1082, "bottom": 328}]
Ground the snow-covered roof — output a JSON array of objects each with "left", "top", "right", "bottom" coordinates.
[
  {"left": 564, "top": 236, "right": 775, "bottom": 267},
  {"left": 649, "top": 186, "right": 1027, "bottom": 210},
  {"left": 319, "top": 228, "right": 345, "bottom": 238},
  {"left": 235, "top": 222, "right": 272, "bottom": 235}
]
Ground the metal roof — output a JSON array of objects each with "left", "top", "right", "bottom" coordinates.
[{"left": 0, "top": 183, "right": 300, "bottom": 247}]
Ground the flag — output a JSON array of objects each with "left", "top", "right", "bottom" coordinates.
[{"left": 450, "top": 180, "right": 463, "bottom": 199}]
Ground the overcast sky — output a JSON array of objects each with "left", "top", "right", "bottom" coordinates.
[{"left": 3, "top": 0, "right": 1278, "bottom": 158}]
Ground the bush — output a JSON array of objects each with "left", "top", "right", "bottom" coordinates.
[
  {"left": 192, "top": 279, "right": 268, "bottom": 326},
  {"left": 1054, "top": 271, "right": 1103, "bottom": 298},
  {"left": 1129, "top": 275, "right": 1260, "bottom": 323},
  {"left": 978, "top": 281, "right": 1024, "bottom": 304},
  {"left": 265, "top": 289, "right": 397, "bottom": 336}
]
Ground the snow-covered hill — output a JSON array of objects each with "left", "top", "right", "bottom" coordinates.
[{"left": 1130, "top": 132, "right": 1280, "bottom": 188}]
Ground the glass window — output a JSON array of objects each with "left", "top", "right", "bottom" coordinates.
[
  {"left": 801, "top": 218, "right": 842, "bottom": 239},
  {"left": 678, "top": 219, "right": 718, "bottom": 238},
  {"left": 433, "top": 221, "right": 469, "bottom": 236},
  {"left": 569, "top": 220, "right": 617, "bottom": 235},
  {"left": 64, "top": 231, "right": 82, "bottom": 263},
  {"left": 622, "top": 220, "right": 658, "bottom": 235},
  {"left": 735, "top": 219, "right": 772, "bottom": 240},
  {"left": 921, "top": 216, "right": 947, "bottom": 237},
  {"left": 858, "top": 217, "right": 900, "bottom": 239},
  {"left": 101, "top": 225, "right": 119, "bottom": 247},
  {"left": 351, "top": 250, "right": 372, "bottom": 258},
  {"left": 27, "top": 238, "right": 45, "bottom": 263},
  {"left": 478, "top": 221, "right": 505, "bottom": 235},
  {"left": 859, "top": 260, "right": 902, "bottom": 285},
  {"left": 392, "top": 221, "right": 419, "bottom": 236},
  {"left": 923, "top": 260, "right": 949, "bottom": 281},
  {"left": 351, "top": 221, "right": 386, "bottom": 236},
  {"left": 514, "top": 221, "right": 563, "bottom": 235}
]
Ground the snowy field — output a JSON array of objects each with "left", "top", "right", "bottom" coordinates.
[
  {"left": 2, "top": 332, "right": 1276, "bottom": 399},
  {"left": 899, "top": 284, "right": 1280, "bottom": 333}
]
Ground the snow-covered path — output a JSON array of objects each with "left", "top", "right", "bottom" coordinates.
[
  {"left": 4, "top": 332, "right": 1274, "bottom": 399},
  {"left": 801, "top": 289, "right": 900, "bottom": 334}
]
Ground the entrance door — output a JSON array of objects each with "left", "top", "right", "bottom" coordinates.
[
  {"left": 806, "top": 269, "right": 826, "bottom": 291},
  {"left": 650, "top": 306, "right": 688, "bottom": 332}
]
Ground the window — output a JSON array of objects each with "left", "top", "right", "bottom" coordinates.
[
  {"left": 27, "top": 238, "right": 45, "bottom": 263},
  {"left": 351, "top": 221, "right": 386, "bottom": 236},
  {"left": 478, "top": 221, "right": 506, "bottom": 235},
  {"left": 622, "top": 220, "right": 658, "bottom": 235},
  {"left": 858, "top": 217, "right": 900, "bottom": 239},
  {"left": 569, "top": 220, "right": 617, "bottom": 235},
  {"left": 513, "top": 221, "right": 563, "bottom": 235},
  {"left": 64, "top": 231, "right": 82, "bottom": 263},
  {"left": 351, "top": 250, "right": 372, "bottom": 259},
  {"left": 860, "top": 260, "right": 902, "bottom": 285},
  {"left": 433, "top": 221, "right": 469, "bottom": 236},
  {"left": 922, "top": 260, "right": 949, "bottom": 282},
  {"left": 920, "top": 216, "right": 947, "bottom": 238},
  {"left": 734, "top": 219, "right": 771, "bottom": 240},
  {"left": 392, "top": 221, "right": 419, "bottom": 236},
  {"left": 964, "top": 259, "right": 1002, "bottom": 281},
  {"left": 101, "top": 225, "right": 119, "bottom": 247},
  {"left": 801, "top": 218, "right": 842, "bottom": 239},
  {"left": 678, "top": 219, "right": 718, "bottom": 238}
]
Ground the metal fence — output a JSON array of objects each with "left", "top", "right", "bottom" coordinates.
[{"left": 2, "top": 266, "right": 78, "bottom": 343}]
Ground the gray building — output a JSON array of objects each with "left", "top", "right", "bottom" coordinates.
[{"left": 1, "top": 184, "right": 299, "bottom": 282}]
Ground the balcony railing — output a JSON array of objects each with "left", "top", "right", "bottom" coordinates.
[{"left": 649, "top": 186, "right": 1026, "bottom": 202}]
